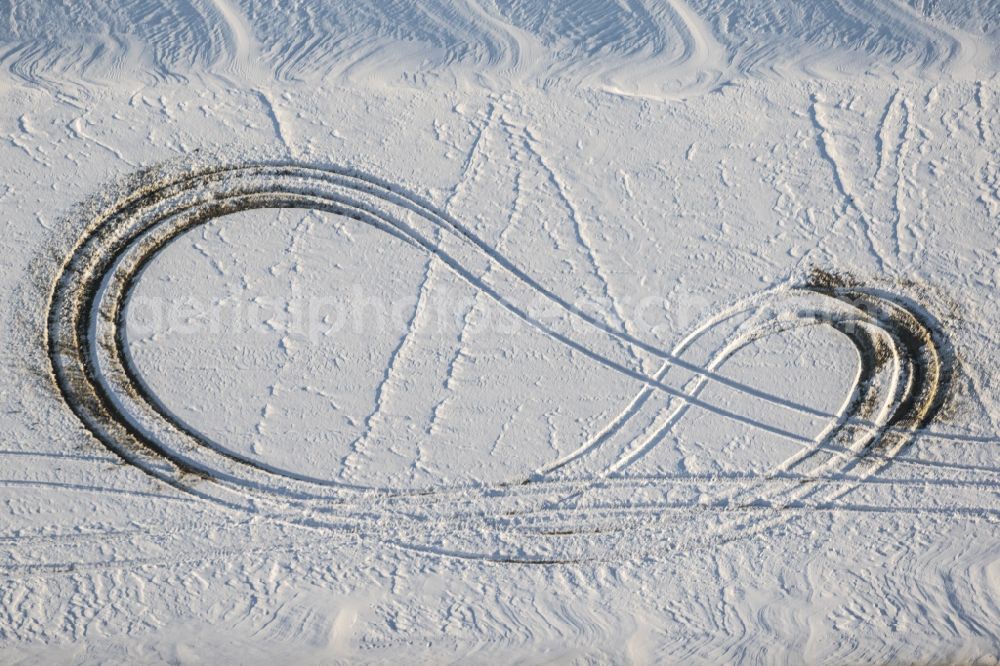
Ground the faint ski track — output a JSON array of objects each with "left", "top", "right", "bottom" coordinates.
[
  {"left": 342, "top": 104, "right": 495, "bottom": 475},
  {"left": 43, "top": 159, "right": 961, "bottom": 562},
  {"left": 809, "top": 93, "right": 888, "bottom": 270},
  {"left": 426, "top": 113, "right": 523, "bottom": 438},
  {"left": 517, "top": 122, "right": 646, "bottom": 372},
  {"left": 255, "top": 89, "right": 294, "bottom": 158}
]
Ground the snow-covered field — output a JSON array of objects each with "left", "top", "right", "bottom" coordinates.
[{"left": 1, "top": 1, "right": 998, "bottom": 663}]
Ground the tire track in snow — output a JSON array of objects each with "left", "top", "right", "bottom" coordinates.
[
  {"left": 542, "top": 276, "right": 956, "bottom": 515},
  {"left": 44, "top": 159, "right": 957, "bottom": 562}
]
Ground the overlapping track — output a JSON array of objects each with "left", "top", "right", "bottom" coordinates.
[{"left": 46, "top": 161, "right": 953, "bottom": 561}]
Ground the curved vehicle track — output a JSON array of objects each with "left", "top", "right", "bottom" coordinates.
[{"left": 46, "top": 160, "right": 953, "bottom": 562}]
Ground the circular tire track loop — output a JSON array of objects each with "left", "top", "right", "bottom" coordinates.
[{"left": 46, "top": 161, "right": 953, "bottom": 562}]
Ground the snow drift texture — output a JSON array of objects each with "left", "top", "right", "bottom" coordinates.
[
  {"left": 1, "top": 0, "right": 999, "bottom": 663},
  {"left": 0, "top": 0, "right": 997, "bottom": 92}
]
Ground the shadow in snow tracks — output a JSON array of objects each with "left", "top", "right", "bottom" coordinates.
[{"left": 44, "top": 160, "right": 955, "bottom": 563}]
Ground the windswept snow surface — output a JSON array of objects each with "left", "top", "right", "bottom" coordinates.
[{"left": 0, "top": 0, "right": 999, "bottom": 663}]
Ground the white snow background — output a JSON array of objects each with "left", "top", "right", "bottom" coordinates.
[{"left": 0, "top": 1, "right": 999, "bottom": 663}]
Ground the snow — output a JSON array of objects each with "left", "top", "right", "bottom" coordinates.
[{"left": 0, "top": 1, "right": 999, "bottom": 663}]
